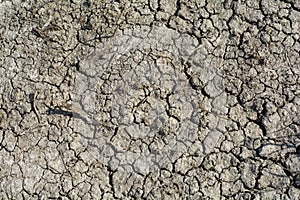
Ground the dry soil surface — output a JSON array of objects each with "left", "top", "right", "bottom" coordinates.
[{"left": 0, "top": 0, "right": 299, "bottom": 199}]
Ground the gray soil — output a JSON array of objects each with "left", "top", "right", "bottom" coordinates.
[{"left": 0, "top": 0, "right": 299, "bottom": 199}]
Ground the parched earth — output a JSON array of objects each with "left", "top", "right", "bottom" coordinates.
[{"left": 0, "top": 0, "right": 299, "bottom": 199}]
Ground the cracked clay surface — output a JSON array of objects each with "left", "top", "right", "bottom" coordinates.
[{"left": 0, "top": 0, "right": 299, "bottom": 199}]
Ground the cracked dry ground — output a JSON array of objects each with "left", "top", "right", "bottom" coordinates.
[{"left": 0, "top": 0, "right": 299, "bottom": 199}]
